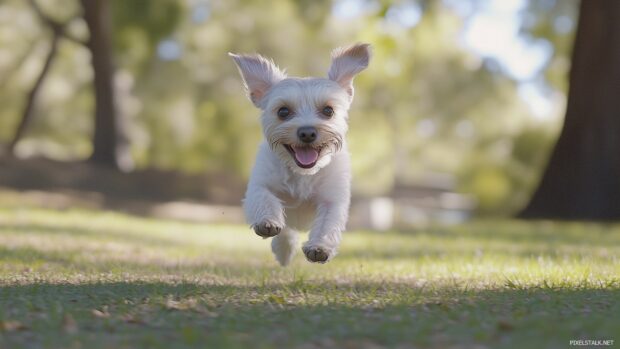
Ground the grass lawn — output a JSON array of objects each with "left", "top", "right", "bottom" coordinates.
[{"left": 0, "top": 206, "right": 619, "bottom": 348}]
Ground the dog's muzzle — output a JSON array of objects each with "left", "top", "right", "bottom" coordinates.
[{"left": 284, "top": 144, "right": 321, "bottom": 169}]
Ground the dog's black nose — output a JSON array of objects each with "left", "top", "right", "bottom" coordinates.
[{"left": 297, "top": 126, "right": 317, "bottom": 143}]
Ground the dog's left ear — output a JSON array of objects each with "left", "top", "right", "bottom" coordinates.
[
  {"left": 229, "top": 53, "right": 286, "bottom": 108},
  {"left": 328, "top": 43, "right": 371, "bottom": 99}
]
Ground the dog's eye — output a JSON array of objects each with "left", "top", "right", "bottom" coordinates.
[
  {"left": 277, "top": 107, "right": 291, "bottom": 119},
  {"left": 321, "top": 106, "right": 334, "bottom": 118}
]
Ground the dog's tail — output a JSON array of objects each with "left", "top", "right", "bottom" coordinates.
[{"left": 271, "top": 228, "right": 298, "bottom": 266}]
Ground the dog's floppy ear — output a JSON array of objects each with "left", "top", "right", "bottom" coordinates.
[
  {"left": 328, "top": 43, "right": 371, "bottom": 99},
  {"left": 229, "top": 53, "right": 286, "bottom": 108}
]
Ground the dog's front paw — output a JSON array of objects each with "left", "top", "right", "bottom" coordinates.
[
  {"left": 253, "top": 222, "right": 282, "bottom": 238},
  {"left": 302, "top": 244, "right": 332, "bottom": 263}
]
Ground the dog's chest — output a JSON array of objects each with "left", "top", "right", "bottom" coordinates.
[{"left": 278, "top": 173, "right": 319, "bottom": 204}]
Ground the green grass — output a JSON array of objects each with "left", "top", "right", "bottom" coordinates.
[{"left": 0, "top": 206, "right": 619, "bottom": 348}]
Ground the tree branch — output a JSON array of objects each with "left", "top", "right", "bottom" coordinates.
[
  {"left": 28, "top": 0, "right": 87, "bottom": 46},
  {"left": 60, "top": 30, "right": 88, "bottom": 46},
  {"left": 4, "top": 0, "right": 89, "bottom": 155},
  {"left": 7, "top": 31, "right": 60, "bottom": 155},
  {"left": 0, "top": 41, "right": 37, "bottom": 90}
]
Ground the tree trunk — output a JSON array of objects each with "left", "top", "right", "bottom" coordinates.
[
  {"left": 520, "top": 0, "right": 620, "bottom": 220},
  {"left": 82, "top": 0, "right": 119, "bottom": 168},
  {"left": 7, "top": 31, "right": 60, "bottom": 156}
]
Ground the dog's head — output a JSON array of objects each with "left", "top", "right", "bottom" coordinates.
[{"left": 230, "top": 43, "right": 371, "bottom": 175}]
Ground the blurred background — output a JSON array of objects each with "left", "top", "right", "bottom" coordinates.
[{"left": 1, "top": 0, "right": 611, "bottom": 228}]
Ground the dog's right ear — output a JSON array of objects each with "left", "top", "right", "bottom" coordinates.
[{"left": 229, "top": 53, "right": 286, "bottom": 108}]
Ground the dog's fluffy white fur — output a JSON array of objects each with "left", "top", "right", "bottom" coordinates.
[{"left": 229, "top": 43, "right": 371, "bottom": 265}]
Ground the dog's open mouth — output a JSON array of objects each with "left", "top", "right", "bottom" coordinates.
[{"left": 284, "top": 145, "right": 321, "bottom": 169}]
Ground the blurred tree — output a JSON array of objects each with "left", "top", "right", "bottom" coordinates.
[
  {"left": 7, "top": 9, "right": 59, "bottom": 156},
  {"left": 0, "top": 0, "right": 580, "bottom": 215},
  {"left": 2, "top": 0, "right": 182, "bottom": 169},
  {"left": 81, "top": 0, "right": 121, "bottom": 169},
  {"left": 521, "top": 0, "right": 620, "bottom": 220},
  {"left": 7, "top": 0, "right": 81, "bottom": 156}
]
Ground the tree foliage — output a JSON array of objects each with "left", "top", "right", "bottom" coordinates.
[{"left": 0, "top": 0, "right": 580, "bottom": 215}]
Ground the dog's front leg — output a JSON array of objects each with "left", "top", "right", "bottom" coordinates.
[
  {"left": 302, "top": 200, "right": 348, "bottom": 263},
  {"left": 243, "top": 186, "right": 285, "bottom": 238}
]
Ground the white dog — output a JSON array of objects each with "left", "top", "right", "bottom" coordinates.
[{"left": 229, "top": 43, "right": 371, "bottom": 265}]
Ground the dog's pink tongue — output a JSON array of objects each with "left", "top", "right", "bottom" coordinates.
[{"left": 293, "top": 146, "right": 319, "bottom": 165}]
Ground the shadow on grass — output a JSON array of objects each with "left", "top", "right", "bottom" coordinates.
[
  {"left": 0, "top": 280, "right": 619, "bottom": 349},
  {"left": 392, "top": 222, "right": 620, "bottom": 248},
  {"left": 0, "top": 245, "right": 74, "bottom": 266},
  {"left": 0, "top": 244, "right": 255, "bottom": 276},
  {"left": 0, "top": 223, "right": 186, "bottom": 248}
]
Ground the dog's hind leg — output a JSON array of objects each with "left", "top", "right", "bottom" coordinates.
[{"left": 271, "top": 228, "right": 298, "bottom": 266}]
